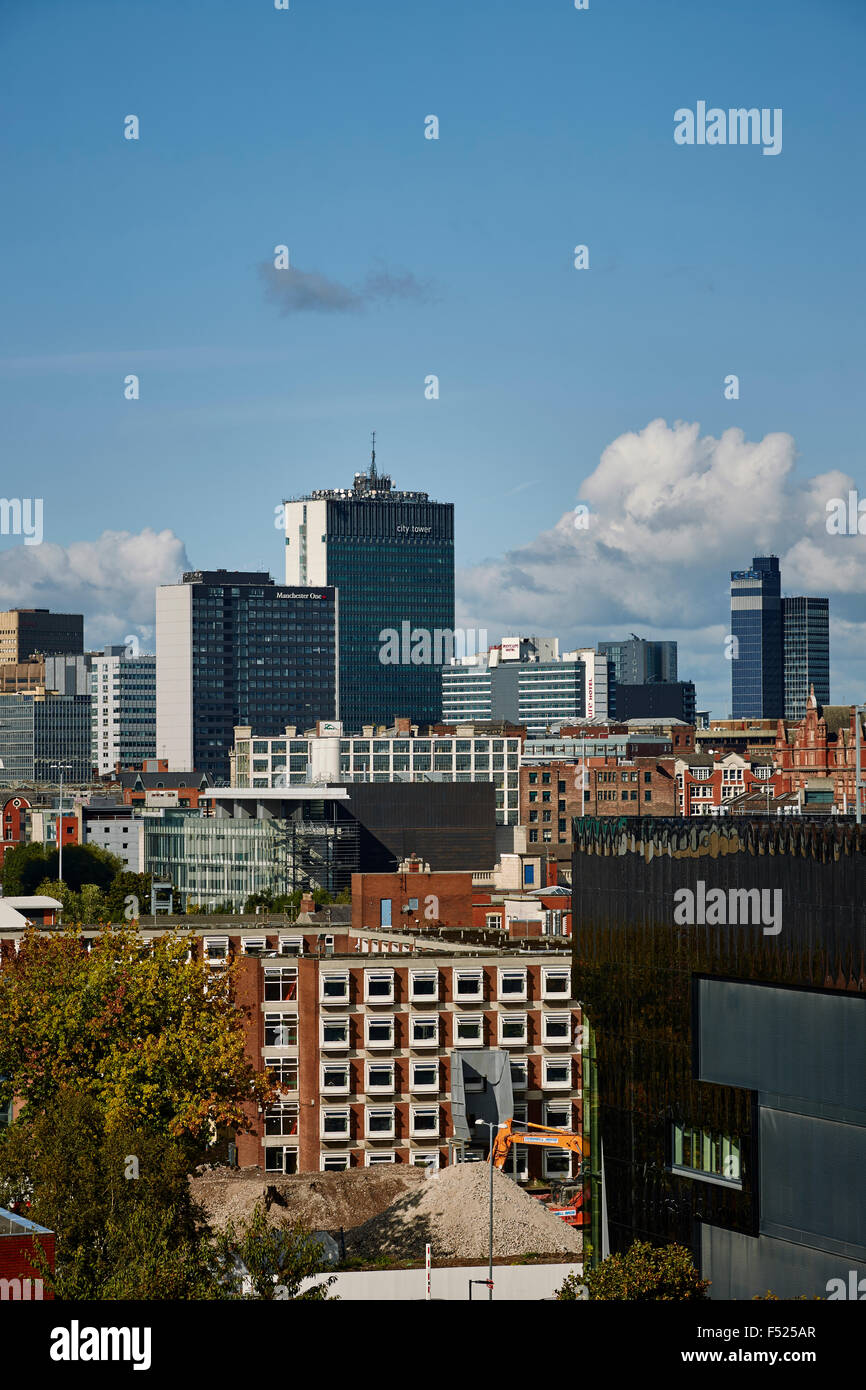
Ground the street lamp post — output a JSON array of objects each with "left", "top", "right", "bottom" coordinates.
[
  {"left": 475, "top": 1118, "right": 498, "bottom": 1300},
  {"left": 49, "top": 762, "right": 72, "bottom": 884}
]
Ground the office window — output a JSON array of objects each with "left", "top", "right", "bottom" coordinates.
[
  {"left": 279, "top": 935, "right": 304, "bottom": 956},
  {"left": 671, "top": 1124, "right": 742, "bottom": 1186},
  {"left": 321, "top": 1063, "right": 351, "bottom": 1093},
  {"left": 409, "top": 969, "right": 438, "bottom": 1001},
  {"left": 510, "top": 1059, "right": 529, "bottom": 1091},
  {"left": 498, "top": 1013, "right": 528, "bottom": 1046},
  {"left": 203, "top": 936, "right": 229, "bottom": 965},
  {"left": 365, "top": 1061, "right": 395, "bottom": 1093},
  {"left": 264, "top": 1013, "right": 298, "bottom": 1048},
  {"left": 366, "top": 1152, "right": 396, "bottom": 1166},
  {"left": 542, "top": 968, "right": 570, "bottom": 1000},
  {"left": 321, "top": 971, "right": 350, "bottom": 1004},
  {"left": 264, "top": 1103, "right": 299, "bottom": 1137},
  {"left": 411, "top": 1152, "right": 440, "bottom": 1169},
  {"left": 410, "top": 1106, "right": 439, "bottom": 1136},
  {"left": 498, "top": 968, "right": 527, "bottom": 1000},
  {"left": 320, "top": 1108, "right": 351, "bottom": 1140},
  {"left": 321, "top": 1018, "right": 350, "bottom": 1049},
  {"left": 365, "top": 1106, "right": 396, "bottom": 1139},
  {"left": 410, "top": 1061, "right": 439, "bottom": 1092},
  {"left": 543, "top": 1058, "right": 572, "bottom": 1088},
  {"left": 264, "top": 966, "right": 298, "bottom": 1002},
  {"left": 321, "top": 1154, "right": 351, "bottom": 1171},
  {"left": 410, "top": 1016, "right": 439, "bottom": 1047},
  {"left": 544, "top": 1100, "right": 571, "bottom": 1129},
  {"left": 267, "top": 1058, "right": 298, "bottom": 1092},
  {"left": 455, "top": 1015, "right": 484, "bottom": 1045},
  {"left": 365, "top": 1016, "right": 395, "bottom": 1049},
  {"left": 365, "top": 970, "right": 395, "bottom": 1003},
  {"left": 266, "top": 1147, "right": 298, "bottom": 1175},
  {"left": 454, "top": 969, "right": 484, "bottom": 1001},
  {"left": 542, "top": 1013, "right": 571, "bottom": 1045},
  {"left": 544, "top": 1148, "right": 573, "bottom": 1180}
]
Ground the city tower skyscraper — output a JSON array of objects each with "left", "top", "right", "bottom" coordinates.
[
  {"left": 730, "top": 556, "right": 784, "bottom": 719},
  {"left": 283, "top": 451, "right": 454, "bottom": 731}
]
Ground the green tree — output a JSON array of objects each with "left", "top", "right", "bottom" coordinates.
[
  {"left": 104, "top": 871, "right": 152, "bottom": 921},
  {"left": 0, "top": 1089, "right": 222, "bottom": 1299},
  {"left": 3, "top": 842, "right": 122, "bottom": 895},
  {"left": 215, "top": 1201, "right": 338, "bottom": 1300},
  {"left": 0, "top": 924, "right": 274, "bottom": 1141},
  {"left": 557, "top": 1241, "right": 710, "bottom": 1301},
  {"left": 33, "top": 877, "right": 81, "bottom": 920}
]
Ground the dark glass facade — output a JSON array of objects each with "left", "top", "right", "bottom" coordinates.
[
  {"left": 613, "top": 680, "right": 696, "bottom": 724},
  {"left": 598, "top": 638, "right": 677, "bottom": 686},
  {"left": 186, "top": 573, "right": 337, "bottom": 783},
  {"left": 730, "top": 556, "right": 783, "bottom": 718},
  {"left": 782, "top": 596, "right": 830, "bottom": 720},
  {"left": 0, "top": 690, "right": 92, "bottom": 784},
  {"left": 325, "top": 495, "right": 454, "bottom": 731},
  {"left": 572, "top": 815, "right": 866, "bottom": 1300}
]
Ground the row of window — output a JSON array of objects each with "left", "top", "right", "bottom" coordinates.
[
  {"left": 318, "top": 1056, "right": 573, "bottom": 1090},
  {"left": 314, "top": 1011, "right": 572, "bottom": 1050},
  {"left": 319, "top": 966, "right": 571, "bottom": 1005}
]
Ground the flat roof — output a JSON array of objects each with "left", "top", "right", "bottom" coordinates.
[{"left": 202, "top": 787, "right": 350, "bottom": 802}]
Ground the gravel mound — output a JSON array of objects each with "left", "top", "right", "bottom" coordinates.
[
  {"left": 191, "top": 1166, "right": 427, "bottom": 1233},
  {"left": 346, "top": 1161, "right": 583, "bottom": 1261}
]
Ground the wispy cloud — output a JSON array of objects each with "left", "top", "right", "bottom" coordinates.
[{"left": 258, "top": 261, "right": 433, "bottom": 315}]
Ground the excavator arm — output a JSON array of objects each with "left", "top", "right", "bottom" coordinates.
[{"left": 490, "top": 1118, "right": 589, "bottom": 1169}]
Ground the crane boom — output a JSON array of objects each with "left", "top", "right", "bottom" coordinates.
[{"left": 490, "top": 1118, "right": 588, "bottom": 1169}]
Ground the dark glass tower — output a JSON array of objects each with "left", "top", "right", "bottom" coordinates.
[
  {"left": 782, "top": 596, "right": 830, "bottom": 721},
  {"left": 730, "top": 556, "right": 783, "bottom": 719},
  {"left": 598, "top": 636, "right": 677, "bottom": 686},
  {"left": 284, "top": 456, "right": 454, "bottom": 732},
  {"left": 156, "top": 571, "right": 337, "bottom": 782}
]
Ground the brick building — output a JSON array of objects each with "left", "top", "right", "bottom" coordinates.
[
  {"left": 519, "top": 755, "right": 677, "bottom": 846},
  {"left": 0, "top": 794, "right": 30, "bottom": 867},
  {"left": 229, "top": 924, "right": 581, "bottom": 1178},
  {"left": 351, "top": 858, "right": 474, "bottom": 931},
  {"left": 773, "top": 691, "right": 866, "bottom": 813},
  {"left": 675, "top": 753, "right": 786, "bottom": 816},
  {"left": 0, "top": 1209, "right": 55, "bottom": 1300}
]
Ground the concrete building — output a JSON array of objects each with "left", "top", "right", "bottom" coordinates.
[
  {"left": 78, "top": 799, "right": 144, "bottom": 873},
  {"left": 283, "top": 455, "right": 454, "bottom": 731},
  {"left": 91, "top": 646, "right": 156, "bottom": 777},
  {"left": 229, "top": 718, "right": 523, "bottom": 826},
  {"left": 156, "top": 570, "right": 338, "bottom": 783},
  {"left": 442, "top": 639, "right": 611, "bottom": 735},
  {"left": 0, "top": 609, "right": 83, "bottom": 664}
]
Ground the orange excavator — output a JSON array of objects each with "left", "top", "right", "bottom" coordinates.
[{"left": 490, "top": 1120, "right": 590, "bottom": 1228}]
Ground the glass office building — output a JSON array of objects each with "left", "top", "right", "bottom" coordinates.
[
  {"left": 284, "top": 460, "right": 454, "bottom": 732},
  {"left": 0, "top": 689, "right": 92, "bottom": 785},
  {"left": 782, "top": 596, "right": 830, "bottom": 721},
  {"left": 730, "top": 556, "right": 783, "bottom": 719},
  {"left": 156, "top": 572, "right": 337, "bottom": 783},
  {"left": 598, "top": 636, "right": 677, "bottom": 686}
]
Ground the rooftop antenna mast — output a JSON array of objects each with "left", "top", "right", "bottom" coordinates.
[{"left": 370, "top": 430, "right": 377, "bottom": 480}]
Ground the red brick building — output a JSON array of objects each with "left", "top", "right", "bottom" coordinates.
[
  {"left": 351, "top": 859, "right": 475, "bottom": 931},
  {"left": 0, "top": 1209, "right": 55, "bottom": 1300},
  {"left": 519, "top": 755, "right": 677, "bottom": 846},
  {"left": 675, "top": 753, "right": 786, "bottom": 816},
  {"left": 773, "top": 692, "right": 866, "bottom": 813},
  {"left": 0, "top": 795, "right": 30, "bottom": 867}
]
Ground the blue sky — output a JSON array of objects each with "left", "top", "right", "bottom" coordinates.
[{"left": 1, "top": 0, "right": 864, "bottom": 715}]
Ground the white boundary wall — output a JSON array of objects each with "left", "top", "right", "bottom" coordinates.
[{"left": 301, "top": 1261, "right": 581, "bottom": 1301}]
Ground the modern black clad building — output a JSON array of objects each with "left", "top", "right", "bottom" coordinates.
[
  {"left": 156, "top": 571, "right": 337, "bottom": 783},
  {"left": 572, "top": 816, "right": 866, "bottom": 1300},
  {"left": 283, "top": 456, "right": 454, "bottom": 732}
]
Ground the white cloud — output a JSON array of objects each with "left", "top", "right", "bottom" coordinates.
[
  {"left": 457, "top": 419, "right": 866, "bottom": 715},
  {"left": 0, "top": 528, "right": 188, "bottom": 650}
]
